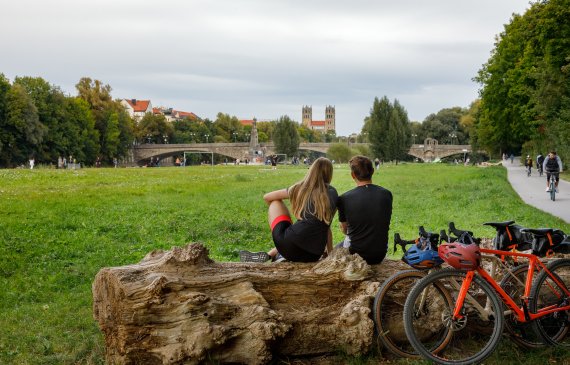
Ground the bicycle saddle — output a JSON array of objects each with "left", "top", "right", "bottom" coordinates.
[
  {"left": 483, "top": 221, "right": 516, "bottom": 228},
  {"left": 521, "top": 228, "right": 554, "bottom": 236}
]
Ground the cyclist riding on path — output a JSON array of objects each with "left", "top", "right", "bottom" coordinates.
[
  {"left": 543, "top": 151, "right": 563, "bottom": 192},
  {"left": 537, "top": 153, "right": 545, "bottom": 174}
]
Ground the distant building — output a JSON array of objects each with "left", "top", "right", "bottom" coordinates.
[
  {"left": 122, "top": 100, "right": 199, "bottom": 122},
  {"left": 239, "top": 119, "right": 255, "bottom": 127},
  {"left": 302, "top": 105, "right": 335, "bottom": 132},
  {"left": 121, "top": 99, "right": 152, "bottom": 121}
]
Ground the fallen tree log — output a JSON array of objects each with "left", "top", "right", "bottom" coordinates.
[{"left": 92, "top": 243, "right": 411, "bottom": 364}]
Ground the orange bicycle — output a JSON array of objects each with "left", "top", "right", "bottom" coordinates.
[{"left": 403, "top": 227, "right": 570, "bottom": 365}]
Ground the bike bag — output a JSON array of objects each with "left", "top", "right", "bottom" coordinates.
[{"left": 531, "top": 230, "right": 567, "bottom": 256}]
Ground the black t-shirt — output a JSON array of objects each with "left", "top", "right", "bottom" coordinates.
[
  {"left": 287, "top": 185, "right": 338, "bottom": 256},
  {"left": 338, "top": 184, "right": 392, "bottom": 264}
]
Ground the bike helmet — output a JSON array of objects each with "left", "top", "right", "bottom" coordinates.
[
  {"left": 438, "top": 242, "right": 481, "bottom": 270},
  {"left": 402, "top": 244, "right": 444, "bottom": 270}
]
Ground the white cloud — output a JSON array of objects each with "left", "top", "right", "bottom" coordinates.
[{"left": 0, "top": 0, "right": 531, "bottom": 135}]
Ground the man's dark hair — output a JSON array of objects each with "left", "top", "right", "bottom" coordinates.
[
  {"left": 550, "top": 151, "right": 557, "bottom": 155},
  {"left": 349, "top": 155, "right": 374, "bottom": 181}
]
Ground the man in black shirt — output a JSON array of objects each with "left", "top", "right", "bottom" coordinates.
[{"left": 337, "top": 155, "right": 393, "bottom": 264}]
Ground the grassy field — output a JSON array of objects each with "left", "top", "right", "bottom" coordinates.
[{"left": 1, "top": 163, "right": 569, "bottom": 364}]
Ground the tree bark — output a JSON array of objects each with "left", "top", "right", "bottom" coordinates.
[{"left": 92, "top": 243, "right": 410, "bottom": 364}]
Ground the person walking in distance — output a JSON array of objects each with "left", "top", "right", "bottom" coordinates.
[
  {"left": 337, "top": 155, "right": 393, "bottom": 264},
  {"left": 543, "top": 151, "right": 563, "bottom": 192}
]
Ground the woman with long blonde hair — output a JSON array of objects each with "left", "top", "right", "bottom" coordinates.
[{"left": 240, "top": 157, "right": 338, "bottom": 262}]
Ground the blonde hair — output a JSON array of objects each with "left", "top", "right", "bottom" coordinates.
[{"left": 288, "top": 157, "right": 334, "bottom": 224}]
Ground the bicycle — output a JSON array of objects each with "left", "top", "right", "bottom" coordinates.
[
  {"left": 443, "top": 221, "right": 544, "bottom": 349},
  {"left": 403, "top": 227, "right": 570, "bottom": 365},
  {"left": 375, "top": 222, "right": 520, "bottom": 358},
  {"left": 372, "top": 226, "right": 449, "bottom": 358},
  {"left": 547, "top": 170, "right": 558, "bottom": 201}
]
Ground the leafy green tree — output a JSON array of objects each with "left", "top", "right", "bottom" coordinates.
[
  {"left": 0, "top": 74, "right": 11, "bottom": 159},
  {"left": 273, "top": 115, "right": 300, "bottom": 156},
  {"left": 327, "top": 143, "right": 352, "bottom": 163},
  {"left": 298, "top": 125, "right": 323, "bottom": 142},
  {"left": 104, "top": 112, "right": 121, "bottom": 160},
  {"left": 0, "top": 84, "right": 46, "bottom": 166},
  {"left": 64, "top": 97, "right": 99, "bottom": 164},
  {"left": 137, "top": 113, "right": 174, "bottom": 144},
  {"left": 475, "top": 0, "right": 570, "bottom": 161},
  {"left": 75, "top": 77, "right": 134, "bottom": 161},
  {"left": 214, "top": 113, "right": 242, "bottom": 142},
  {"left": 256, "top": 121, "right": 275, "bottom": 141}
]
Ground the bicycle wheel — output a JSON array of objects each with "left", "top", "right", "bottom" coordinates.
[
  {"left": 403, "top": 268, "right": 504, "bottom": 365},
  {"left": 373, "top": 270, "right": 452, "bottom": 358},
  {"left": 530, "top": 258, "right": 570, "bottom": 346},
  {"left": 499, "top": 264, "right": 545, "bottom": 348},
  {"left": 551, "top": 180, "right": 556, "bottom": 201}
]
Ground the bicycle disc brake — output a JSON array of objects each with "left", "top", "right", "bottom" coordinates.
[{"left": 441, "top": 310, "right": 468, "bottom": 331}]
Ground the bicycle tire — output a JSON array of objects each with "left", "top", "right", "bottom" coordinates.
[
  {"left": 530, "top": 258, "right": 570, "bottom": 346},
  {"left": 403, "top": 268, "right": 504, "bottom": 365},
  {"left": 372, "top": 270, "right": 453, "bottom": 358},
  {"left": 551, "top": 180, "right": 556, "bottom": 201},
  {"left": 499, "top": 264, "right": 545, "bottom": 348}
]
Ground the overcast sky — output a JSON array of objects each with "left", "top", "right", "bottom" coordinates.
[{"left": 1, "top": 0, "right": 531, "bottom": 136}]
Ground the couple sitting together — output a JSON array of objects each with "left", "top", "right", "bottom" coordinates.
[{"left": 239, "top": 155, "right": 393, "bottom": 265}]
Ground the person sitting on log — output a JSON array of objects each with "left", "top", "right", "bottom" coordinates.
[
  {"left": 336, "top": 155, "right": 393, "bottom": 264},
  {"left": 240, "top": 157, "right": 338, "bottom": 262}
]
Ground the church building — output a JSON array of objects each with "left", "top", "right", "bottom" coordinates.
[{"left": 302, "top": 105, "right": 335, "bottom": 132}]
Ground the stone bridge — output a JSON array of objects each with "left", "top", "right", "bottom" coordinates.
[
  {"left": 131, "top": 142, "right": 348, "bottom": 165},
  {"left": 131, "top": 139, "right": 469, "bottom": 165},
  {"left": 408, "top": 138, "right": 472, "bottom": 162}
]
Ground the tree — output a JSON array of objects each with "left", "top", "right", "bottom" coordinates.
[
  {"left": 0, "top": 84, "right": 46, "bottom": 166},
  {"left": 0, "top": 74, "right": 11, "bottom": 159},
  {"left": 475, "top": 0, "right": 570, "bottom": 161},
  {"left": 366, "top": 96, "right": 411, "bottom": 162},
  {"left": 75, "top": 77, "right": 134, "bottom": 161},
  {"left": 273, "top": 115, "right": 300, "bottom": 156},
  {"left": 137, "top": 113, "right": 174, "bottom": 144},
  {"left": 214, "top": 113, "right": 242, "bottom": 142},
  {"left": 327, "top": 143, "right": 352, "bottom": 163}
]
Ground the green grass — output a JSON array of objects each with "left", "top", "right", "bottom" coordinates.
[{"left": 1, "top": 163, "right": 569, "bottom": 364}]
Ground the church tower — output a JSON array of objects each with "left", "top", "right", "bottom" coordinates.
[
  {"left": 302, "top": 105, "right": 312, "bottom": 128},
  {"left": 325, "top": 105, "right": 335, "bottom": 132}
]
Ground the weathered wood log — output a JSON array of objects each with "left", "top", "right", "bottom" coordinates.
[{"left": 92, "top": 243, "right": 411, "bottom": 364}]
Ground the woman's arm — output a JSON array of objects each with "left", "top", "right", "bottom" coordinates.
[{"left": 263, "top": 189, "right": 289, "bottom": 205}]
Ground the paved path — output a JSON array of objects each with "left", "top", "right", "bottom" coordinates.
[{"left": 503, "top": 157, "right": 570, "bottom": 223}]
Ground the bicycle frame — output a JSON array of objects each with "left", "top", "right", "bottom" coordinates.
[{"left": 452, "top": 248, "right": 570, "bottom": 323}]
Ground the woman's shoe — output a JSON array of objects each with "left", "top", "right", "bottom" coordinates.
[{"left": 239, "top": 250, "right": 271, "bottom": 262}]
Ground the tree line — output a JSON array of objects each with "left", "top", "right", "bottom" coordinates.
[
  {"left": 0, "top": 75, "right": 339, "bottom": 168},
  {"left": 474, "top": 0, "right": 570, "bottom": 162}
]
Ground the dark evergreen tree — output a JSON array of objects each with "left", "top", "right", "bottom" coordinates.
[{"left": 273, "top": 115, "right": 300, "bottom": 157}]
